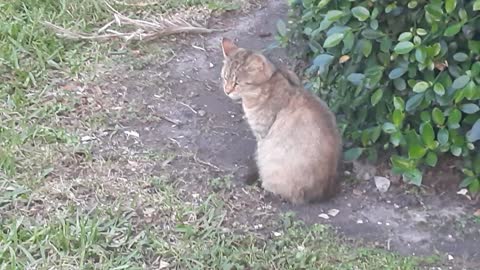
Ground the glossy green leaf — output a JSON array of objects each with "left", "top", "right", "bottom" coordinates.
[
  {"left": 391, "top": 155, "right": 415, "bottom": 171},
  {"left": 361, "top": 29, "right": 385, "bottom": 40},
  {"left": 433, "top": 83, "right": 445, "bottom": 96},
  {"left": 393, "top": 78, "right": 407, "bottom": 91},
  {"left": 468, "top": 40, "right": 480, "bottom": 54},
  {"left": 447, "top": 108, "right": 462, "bottom": 129},
  {"left": 312, "top": 54, "right": 334, "bottom": 75},
  {"left": 453, "top": 52, "right": 468, "bottom": 62},
  {"left": 409, "top": 143, "right": 427, "bottom": 159},
  {"left": 326, "top": 10, "right": 344, "bottom": 21},
  {"left": 351, "top": 6, "right": 370, "bottom": 21},
  {"left": 474, "top": 154, "right": 480, "bottom": 174},
  {"left": 398, "top": 32, "right": 413, "bottom": 41},
  {"left": 316, "top": 0, "right": 331, "bottom": 9},
  {"left": 425, "top": 4, "right": 443, "bottom": 19},
  {"left": 394, "top": 41, "right": 415, "bottom": 54},
  {"left": 370, "top": 126, "right": 382, "bottom": 143},
  {"left": 460, "top": 176, "right": 477, "bottom": 188},
  {"left": 388, "top": 67, "right": 407, "bottom": 79},
  {"left": 438, "top": 128, "right": 449, "bottom": 145},
  {"left": 469, "top": 179, "right": 480, "bottom": 194},
  {"left": 347, "top": 73, "right": 365, "bottom": 85},
  {"left": 472, "top": 62, "right": 480, "bottom": 77},
  {"left": 425, "top": 152, "right": 438, "bottom": 167},
  {"left": 382, "top": 122, "right": 397, "bottom": 134},
  {"left": 415, "top": 47, "right": 427, "bottom": 63},
  {"left": 359, "top": 39, "right": 373, "bottom": 57},
  {"left": 450, "top": 145, "right": 462, "bottom": 156},
  {"left": 393, "top": 96, "right": 405, "bottom": 111},
  {"left": 474, "top": 0, "right": 480, "bottom": 11},
  {"left": 420, "top": 111, "right": 431, "bottom": 122},
  {"left": 323, "top": 33, "right": 345, "bottom": 48},
  {"left": 392, "top": 109, "right": 404, "bottom": 127},
  {"left": 432, "top": 107, "right": 445, "bottom": 125},
  {"left": 444, "top": 22, "right": 463, "bottom": 37},
  {"left": 452, "top": 75, "right": 470, "bottom": 90},
  {"left": 460, "top": 103, "right": 480, "bottom": 114},
  {"left": 380, "top": 37, "right": 392, "bottom": 53},
  {"left": 390, "top": 131, "right": 402, "bottom": 146},
  {"left": 416, "top": 28, "right": 427, "bottom": 36},
  {"left": 445, "top": 0, "right": 457, "bottom": 13},
  {"left": 403, "top": 169, "right": 423, "bottom": 186},
  {"left": 371, "top": 89, "right": 383, "bottom": 106},
  {"left": 343, "top": 147, "right": 364, "bottom": 161},
  {"left": 318, "top": 17, "right": 334, "bottom": 32},
  {"left": 466, "top": 119, "right": 480, "bottom": 142},
  {"left": 405, "top": 94, "right": 423, "bottom": 112},
  {"left": 342, "top": 32, "right": 355, "bottom": 53},
  {"left": 420, "top": 122, "right": 435, "bottom": 147},
  {"left": 413, "top": 81, "right": 429, "bottom": 93}
]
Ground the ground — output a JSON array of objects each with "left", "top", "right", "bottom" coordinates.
[{"left": 1, "top": 0, "right": 480, "bottom": 269}]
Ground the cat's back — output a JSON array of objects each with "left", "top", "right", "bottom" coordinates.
[{"left": 284, "top": 84, "right": 340, "bottom": 141}]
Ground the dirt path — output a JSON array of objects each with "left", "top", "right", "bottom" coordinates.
[{"left": 98, "top": 0, "right": 480, "bottom": 268}]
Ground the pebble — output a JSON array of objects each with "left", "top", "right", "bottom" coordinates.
[
  {"left": 198, "top": 110, "right": 206, "bottom": 117},
  {"left": 318, "top": 213, "right": 330, "bottom": 219},
  {"left": 328, "top": 209, "right": 340, "bottom": 217}
]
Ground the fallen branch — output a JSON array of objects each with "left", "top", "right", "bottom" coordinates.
[{"left": 43, "top": 3, "right": 225, "bottom": 42}]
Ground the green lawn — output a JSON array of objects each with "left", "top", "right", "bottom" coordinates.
[
  {"left": 2, "top": 185, "right": 423, "bottom": 269},
  {"left": 1, "top": 0, "right": 431, "bottom": 268}
]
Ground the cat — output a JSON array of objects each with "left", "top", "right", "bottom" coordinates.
[{"left": 220, "top": 37, "right": 342, "bottom": 204}]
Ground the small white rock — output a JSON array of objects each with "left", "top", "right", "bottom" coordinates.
[
  {"left": 124, "top": 130, "right": 140, "bottom": 138},
  {"left": 81, "top": 135, "right": 96, "bottom": 142},
  {"left": 273, "top": 231, "right": 282, "bottom": 237},
  {"left": 209, "top": 62, "right": 214, "bottom": 68},
  {"left": 327, "top": 209, "right": 340, "bottom": 217},
  {"left": 448, "top": 254, "right": 454, "bottom": 261},
  {"left": 357, "top": 219, "right": 363, "bottom": 224},
  {"left": 318, "top": 213, "right": 330, "bottom": 219},
  {"left": 374, "top": 176, "right": 391, "bottom": 193},
  {"left": 457, "top": 189, "right": 468, "bottom": 195}
]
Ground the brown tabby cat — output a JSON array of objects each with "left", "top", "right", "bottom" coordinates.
[{"left": 220, "top": 37, "right": 342, "bottom": 204}]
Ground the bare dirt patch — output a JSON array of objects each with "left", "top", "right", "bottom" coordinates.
[{"left": 71, "top": 0, "right": 480, "bottom": 268}]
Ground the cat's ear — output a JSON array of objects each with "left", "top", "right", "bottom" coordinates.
[
  {"left": 221, "top": 37, "right": 237, "bottom": 57},
  {"left": 245, "top": 54, "right": 275, "bottom": 79}
]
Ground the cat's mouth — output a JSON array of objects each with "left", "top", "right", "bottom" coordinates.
[{"left": 225, "top": 89, "right": 241, "bottom": 100}]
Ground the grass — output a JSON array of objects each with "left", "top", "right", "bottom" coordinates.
[
  {"left": 0, "top": 0, "right": 238, "bottom": 183},
  {"left": 0, "top": 0, "right": 437, "bottom": 269},
  {"left": 1, "top": 183, "right": 423, "bottom": 269}
]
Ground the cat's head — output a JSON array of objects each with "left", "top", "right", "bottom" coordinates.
[{"left": 220, "top": 38, "right": 275, "bottom": 100}]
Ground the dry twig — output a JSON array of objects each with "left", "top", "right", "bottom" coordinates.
[{"left": 43, "top": 2, "right": 225, "bottom": 42}]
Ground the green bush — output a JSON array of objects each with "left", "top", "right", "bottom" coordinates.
[{"left": 282, "top": 0, "right": 480, "bottom": 192}]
